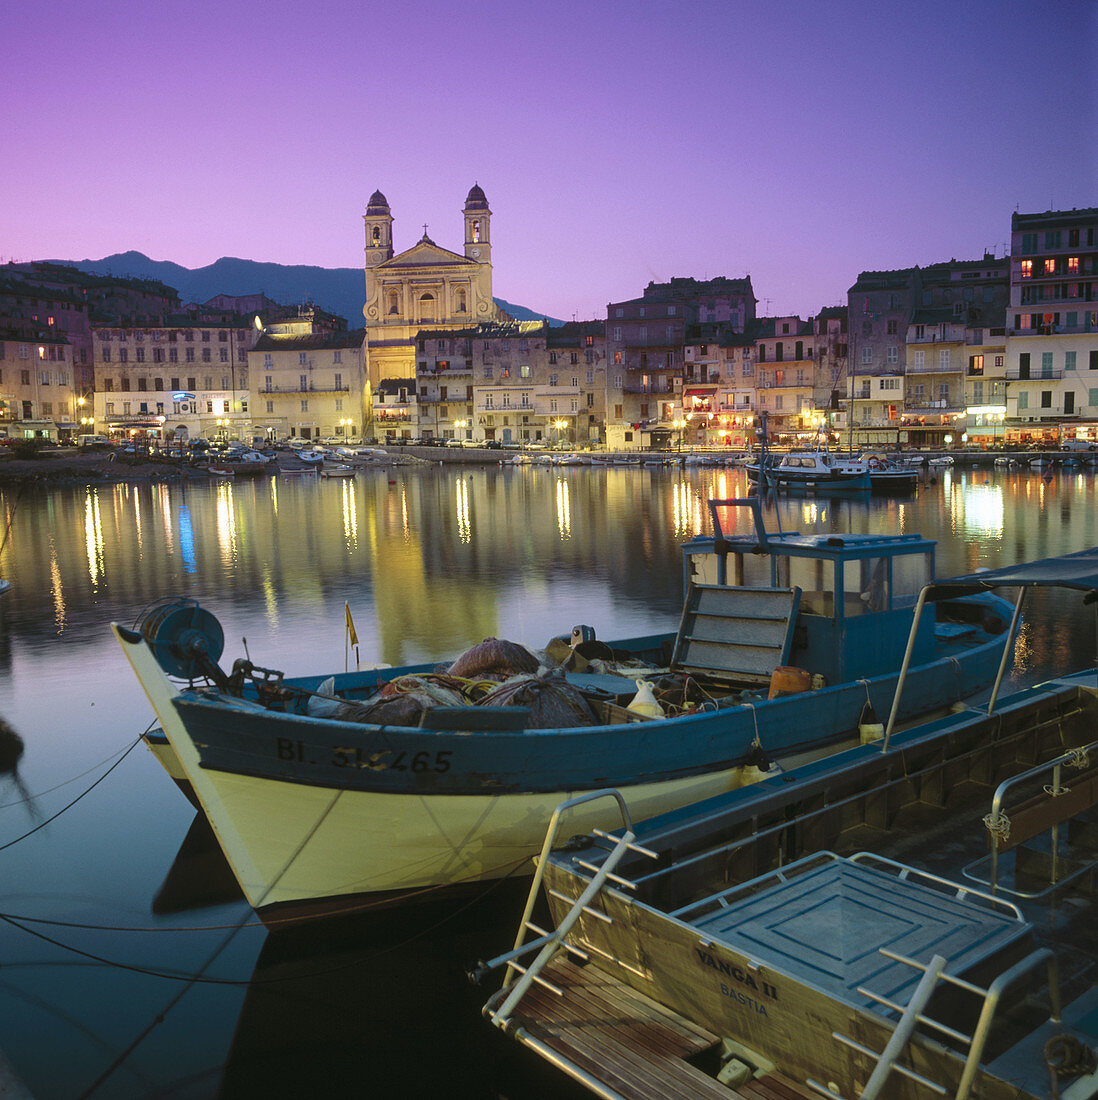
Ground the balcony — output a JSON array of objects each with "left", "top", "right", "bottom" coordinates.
[
  {"left": 906, "top": 360, "right": 963, "bottom": 374},
  {"left": 620, "top": 382, "right": 674, "bottom": 395},
  {"left": 260, "top": 384, "right": 350, "bottom": 395},
  {"left": 1006, "top": 368, "right": 1064, "bottom": 381}
]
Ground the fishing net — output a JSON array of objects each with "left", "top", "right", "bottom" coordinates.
[
  {"left": 477, "top": 668, "right": 598, "bottom": 728},
  {"left": 448, "top": 638, "right": 539, "bottom": 679}
]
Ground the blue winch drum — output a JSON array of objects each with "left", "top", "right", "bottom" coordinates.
[{"left": 138, "top": 599, "right": 225, "bottom": 680}]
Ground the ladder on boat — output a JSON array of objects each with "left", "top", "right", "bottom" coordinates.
[
  {"left": 814, "top": 946, "right": 1063, "bottom": 1100},
  {"left": 477, "top": 790, "right": 660, "bottom": 1015}
]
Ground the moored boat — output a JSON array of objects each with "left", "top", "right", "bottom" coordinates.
[
  {"left": 112, "top": 498, "right": 1017, "bottom": 923},
  {"left": 863, "top": 451, "right": 921, "bottom": 493},
  {"left": 479, "top": 549, "right": 1098, "bottom": 1100},
  {"left": 747, "top": 448, "right": 871, "bottom": 493},
  {"left": 318, "top": 464, "right": 355, "bottom": 478}
]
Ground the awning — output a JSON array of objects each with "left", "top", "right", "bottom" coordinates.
[{"left": 926, "top": 547, "right": 1098, "bottom": 601}]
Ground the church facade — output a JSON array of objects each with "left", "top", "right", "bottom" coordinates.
[{"left": 362, "top": 184, "right": 508, "bottom": 386}]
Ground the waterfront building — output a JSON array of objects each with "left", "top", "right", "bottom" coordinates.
[
  {"left": 902, "top": 308, "right": 966, "bottom": 445},
  {"left": 754, "top": 316, "right": 821, "bottom": 444},
  {"left": 4, "top": 262, "right": 180, "bottom": 400},
  {"left": 812, "top": 306, "right": 850, "bottom": 409},
  {"left": 847, "top": 256, "right": 1008, "bottom": 449},
  {"left": 93, "top": 314, "right": 257, "bottom": 444},
  {"left": 251, "top": 311, "right": 366, "bottom": 443},
  {"left": 1004, "top": 207, "right": 1098, "bottom": 446},
  {"left": 0, "top": 326, "right": 74, "bottom": 440},
  {"left": 680, "top": 323, "right": 725, "bottom": 446},
  {"left": 362, "top": 186, "right": 509, "bottom": 390},
  {"left": 413, "top": 319, "right": 606, "bottom": 446},
  {"left": 712, "top": 325, "right": 760, "bottom": 449},
  {"left": 605, "top": 276, "right": 755, "bottom": 450},
  {"left": 372, "top": 378, "right": 415, "bottom": 441}
]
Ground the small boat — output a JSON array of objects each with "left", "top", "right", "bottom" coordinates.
[
  {"left": 0, "top": 579, "right": 10, "bottom": 597},
  {"left": 319, "top": 464, "right": 355, "bottom": 479},
  {"left": 297, "top": 449, "right": 325, "bottom": 465},
  {"left": 747, "top": 449, "right": 871, "bottom": 493},
  {"left": 112, "top": 498, "right": 1018, "bottom": 923},
  {"left": 206, "top": 465, "right": 236, "bottom": 478},
  {"left": 862, "top": 452, "right": 920, "bottom": 493},
  {"left": 927, "top": 455, "right": 955, "bottom": 467},
  {"left": 481, "top": 549, "right": 1098, "bottom": 1100}
]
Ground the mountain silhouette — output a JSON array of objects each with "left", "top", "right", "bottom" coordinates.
[{"left": 46, "top": 251, "right": 562, "bottom": 326}]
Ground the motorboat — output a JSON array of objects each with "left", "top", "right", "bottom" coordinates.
[
  {"left": 862, "top": 452, "right": 921, "bottom": 493},
  {"left": 747, "top": 449, "right": 870, "bottom": 492},
  {"left": 112, "top": 498, "right": 1017, "bottom": 923},
  {"left": 318, "top": 464, "right": 356, "bottom": 479},
  {"left": 481, "top": 550, "right": 1098, "bottom": 1100}
]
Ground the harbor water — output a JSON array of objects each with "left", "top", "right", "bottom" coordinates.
[{"left": 1, "top": 460, "right": 1097, "bottom": 1098}]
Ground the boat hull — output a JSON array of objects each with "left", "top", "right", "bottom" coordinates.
[{"left": 116, "top": 606, "right": 1013, "bottom": 919}]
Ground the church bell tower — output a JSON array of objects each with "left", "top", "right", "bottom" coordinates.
[
  {"left": 364, "top": 190, "right": 394, "bottom": 267},
  {"left": 463, "top": 183, "right": 491, "bottom": 266}
]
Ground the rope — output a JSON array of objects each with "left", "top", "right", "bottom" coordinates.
[
  {"left": 1066, "top": 747, "right": 1091, "bottom": 770},
  {"left": 0, "top": 736, "right": 144, "bottom": 853},
  {"left": 742, "top": 702, "right": 762, "bottom": 749},
  {"left": 983, "top": 810, "right": 1011, "bottom": 842}
]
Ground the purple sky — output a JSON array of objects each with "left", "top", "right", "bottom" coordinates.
[{"left": 4, "top": 0, "right": 1096, "bottom": 321}]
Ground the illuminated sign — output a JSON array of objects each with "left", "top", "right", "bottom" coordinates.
[{"left": 172, "top": 392, "right": 196, "bottom": 401}]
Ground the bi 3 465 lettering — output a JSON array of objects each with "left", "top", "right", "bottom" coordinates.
[{"left": 276, "top": 738, "right": 452, "bottom": 773}]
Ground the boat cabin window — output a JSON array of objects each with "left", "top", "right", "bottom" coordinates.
[
  {"left": 845, "top": 556, "right": 890, "bottom": 613},
  {"left": 890, "top": 550, "right": 934, "bottom": 607},
  {"left": 788, "top": 557, "right": 833, "bottom": 615}
]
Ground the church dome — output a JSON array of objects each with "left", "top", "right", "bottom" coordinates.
[
  {"left": 464, "top": 183, "right": 489, "bottom": 210},
  {"left": 366, "top": 190, "right": 390, "bottom": 214}
]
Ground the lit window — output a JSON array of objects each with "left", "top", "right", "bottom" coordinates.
[
  {"left": 1020, "top": 260, "right": 1033, "bottom": 279},
  {"left": 1044, "top": 259, "right": 1056, "bottom": 276},
  {"left": 1068, "top": 256, "right": 1080, "bottom": 273}
]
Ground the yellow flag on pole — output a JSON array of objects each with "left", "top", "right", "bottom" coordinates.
[{"left": 345, "top": 602, "right": 359, "bottom": 647}]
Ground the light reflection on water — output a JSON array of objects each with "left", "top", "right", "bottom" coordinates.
[{"left": 0, "top": 462, "right": 1096, "bottom": 1097}]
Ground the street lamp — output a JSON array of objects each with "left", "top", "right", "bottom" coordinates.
[
  {"left": 672, "top": 418, "right": 687, "bottom": 452},
  {"left": 553, "top": 418, "right": 568, "bottom": 448},
  {"left": 455, "top": 418, "right": 468, "bottom": 442}
]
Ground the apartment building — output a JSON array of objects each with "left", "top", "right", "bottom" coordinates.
[
  {"left": 1005, "top": 207, "right": 1098, "bottom": 444},
  {"left": 251, "top": 317, "right": 366, "bottom": 443},
  {"left": 414, "top": 320, "right": 606, "bottom": 445},
  {"left": 606, "top": 277, "right": 755, "bottom": 449},
  {"left": 0, "top": 328, "right": 75, "bottom": 440},
  {"left": 93, "top": 316, "right": 256, "bottom": 443}
]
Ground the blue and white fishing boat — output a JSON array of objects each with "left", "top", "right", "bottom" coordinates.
[
  {"left": 480, "top": 550, "right": 1098, "bottom": 1100},
  {"left": 745, "top": 448, "right": 871, "bottom": 493},
  {"left": 112, "top": 498, "right": 1017, "bottom": 922}
]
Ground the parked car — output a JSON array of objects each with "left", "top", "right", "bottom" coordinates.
[{"left": 483, "top": 440, "right": 503, "bottom": 450}]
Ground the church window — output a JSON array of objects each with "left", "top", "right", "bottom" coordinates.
[
  {"left": 472, "top": 220, "right": 480, "bottom": 242},
  {"left": 420, "top": 293, "right": 436, "bottom": 321},
  {"left": 456, "top": 290, "right": 467, "bottom": 313},
  {"left": 388, "top": 291, "right": 400, "bottom": 315}
]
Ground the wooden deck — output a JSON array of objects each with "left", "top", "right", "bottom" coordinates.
[{"left": 504, "top": 956, "right": 817, "bottom": 1099}]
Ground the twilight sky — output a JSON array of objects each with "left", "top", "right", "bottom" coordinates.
[{"left": 4, "top": 0, "right": 1096, "bottom": 321}]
